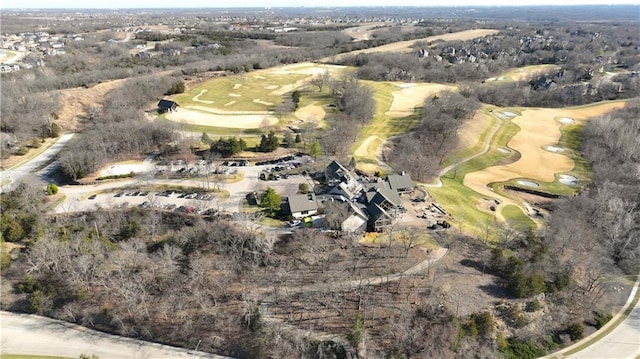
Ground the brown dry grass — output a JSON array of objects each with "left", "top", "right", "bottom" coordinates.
[
  {"left": 463, "top": 102, "right": 626, "bottom": 219},
  {"left": 56, "top": 79, "right": 126, "bottom": 131},
  {"left": 294, "top": 103, "right": 326, "bottom": 125}
]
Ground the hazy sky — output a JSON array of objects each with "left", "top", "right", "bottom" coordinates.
[{"left": 3, "top": 0, "right": 639, "bottom": 9}]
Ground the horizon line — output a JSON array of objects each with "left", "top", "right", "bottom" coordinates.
[{"left": 3, "top": 3, "right": 639, "bottom": 9}]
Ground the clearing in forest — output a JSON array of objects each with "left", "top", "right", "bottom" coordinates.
[{"left": 428, "top": 101, "right": 627, "bottom": 237}]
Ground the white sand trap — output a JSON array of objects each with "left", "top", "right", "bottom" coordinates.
[
  {"left": 559, "top": 174, "right": 578, "bottom": 185},
  {"left": 254, "top": 75, "right": 266, "bottom": 79},
  {"left": 264, "top": 85, "right": 279, "bottom": 90},
  {"left": 253, "top": 99, "right": 274, "bottom": 106},
  {"left": 559, "top": 117, "right": 575, "bottom": 124},
  {"left": 232, "top": 84, "right": 242, "bottom": 90},
  {"left": 166, "top": 109, "right": 278, "bottom": 129},
  {"left": 398, "top": 83, "right": 417, "bottom": 88},
  {"left": 229, "top": 93, "right": 241, "bottom": 97},
  {"left": 498, "top": 147, "right": 511, "bottom": 154},
  {"left": 517, "top": 180, "right": 540, "bottom": 188},
  {"left": 224, "top": 101, "right": 236, "bottom": 107},
  {"left": 192, "top": 89, "right": 215, "bottom": 104},
  {"left": 355, "top": 136, "right": 378, "bottom": 157},
  {"left": 496, "top": 111, "right": 517, "bottom": 119},
  {"left": 545, "top": 145, "right": 563, "bottom": 153}
]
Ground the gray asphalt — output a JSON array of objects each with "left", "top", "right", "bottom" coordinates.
[{"left": 0, "top": 310, "right": 234, "bottom": 359}]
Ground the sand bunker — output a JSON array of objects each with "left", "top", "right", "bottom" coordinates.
[
  {"left": 264, "top": 85, "right": 279, "bottom": 90},
  {"left": 498, "top": 147, "right": 511, "bottom": 154},
  {"left": 517, "top": 180, "right": 540, "bottom": 188},
  {"left": 253, "top": 99, "right": 274, "bottom": 106},
  {"left": 192, "top": 89, "right": 215, "bottom": 104},
  {"left": 224, "top": 101, "right": 236, "bottom": 107},
  {"left": 254, "top": 75, "right": 266, "bottom": 80},
  {"left": 232, "top": 84, "right": 242, "bottom": 90},
  {"left": 496, "top": 111, "right": 517, "bottom": 119},
  {"left": 166, "top": 108, "right": 278, "bottom": 129},
  {"left": 545, "top": 145, "right": 563, "bottom": 153},
  {"left": 559, "top": 174, "right": 578, "bottom": 185},
  {"left": 559, "top": 117, "right": 575, "bottom": 124},
  {"left": 229, "top": 93, "right": 241, "bottom": 97},
  {"left": 387, "top": 83, "right": 456, "bottom": 117},
  {"left": 463, "top": 102, "right": 625, "bottom": 222}
]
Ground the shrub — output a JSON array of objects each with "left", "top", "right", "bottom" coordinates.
[
  {"left": 165, "top": 80, "right": 185, "bottom": 95},
  {"left": 594, "top": 311, "right": 613, "bottom": 329},
  {"left": 298, "top": 183, "right": 310, "bottom": 194},
  {"left": 566, "top": 322, "right": 585, "bottom": 341},
  {"left": 501, "top": 338, "right": 546, "bottom": 359},
  {"left": 46, "top": 183, "right": 59, "bottom": 195},
  {"left": 526, "top": 299, "right": 542, "bottom": 312}
]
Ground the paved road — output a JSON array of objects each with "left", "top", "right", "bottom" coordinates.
[
  {"left": 0, "top": 133, "right": 75, "bottom": 192},
  {"left": 0, "top": 311, "right": 233, "bottom": 359},
  {"left": 562, "top": 276, "right": 640, "bottom": 359}
]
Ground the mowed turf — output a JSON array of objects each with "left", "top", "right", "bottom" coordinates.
[
  {"left": 428, "top": 101, "right": 626, "bottom": 237},
  {"left": 353, "top": 81, "right": 454, "bottom": 174},
  {"left": 172, "top": 71, "right": 308, "bottom": 112},
  {"left": 165, "top": 63, "right": 348, "bottom": 132}
]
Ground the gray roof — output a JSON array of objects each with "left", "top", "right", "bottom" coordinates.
[
  {"left": 366, "top": 187, "right": 402, "bottom": 207},
  {"left": 366, "top": 202, "right": 392, "bottom": 222},
  {"left": 387, "top": 173, "right": 413, "bottom": 191},
  {"left": 287, "top": 193, "right": 318, "bottom": 213}
]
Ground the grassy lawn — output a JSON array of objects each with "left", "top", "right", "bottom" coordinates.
[
  {"left": 352, "top": 81, "right": 423, "bottom": 173},
  {"left": 171, "top": 71, "right": 309, "bottom": 112},
  {"left": 502, "top": 204, "right": 536, "bottom": 230},
  {"left": 428, "top": 177, "right": 496, "bottom": 238}
]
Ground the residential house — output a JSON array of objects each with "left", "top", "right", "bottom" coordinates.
[
  {"left": 286, "top": 193, "right": 319, "bottom": 219},
  {"left": 157, "top": 99, "right": 179, "bottom": 113}
]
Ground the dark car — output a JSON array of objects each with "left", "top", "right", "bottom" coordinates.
[{"left": 88, "top": 194, "right": 97, "bottom": 200}]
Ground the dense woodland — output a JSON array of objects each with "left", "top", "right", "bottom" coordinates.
[{"left": 1, "top": 6, "right": 639, "bottom": 359}]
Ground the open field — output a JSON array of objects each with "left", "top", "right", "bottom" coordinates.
[{"left": 326, "top": 29, "right": 499, "bottom": 62}]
